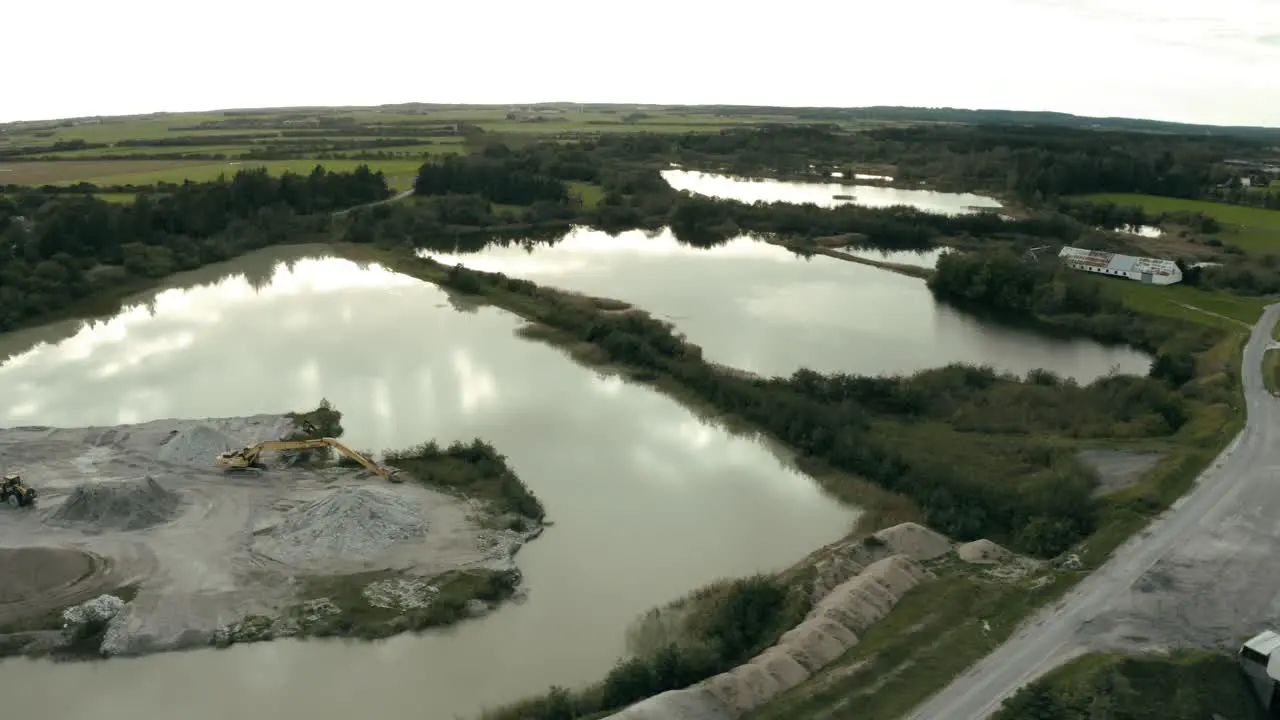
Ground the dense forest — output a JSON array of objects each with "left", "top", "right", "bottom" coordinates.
[
  {"left": 0, "top": 165, "right": 388, "bottom": 330},
  {"left": 668, "top": 124, "right": 1277, "bottom": 202}
]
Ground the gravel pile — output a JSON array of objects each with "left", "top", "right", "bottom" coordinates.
[
  {"left": 255, "top": 486, "right": 428, "bottom": 566},
  {"left": 51, "top": 476, "right": 182, "bottom": 531},
  {"left": 158, "top": 425, "right": 232, "bottom": 466}
]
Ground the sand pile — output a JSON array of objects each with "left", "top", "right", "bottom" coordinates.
[
  {"left": 50, "top": 476, "right": 182, "bottom": 531},
  {"left": 158, "top": 424, "right": 232, "bottom": 466},
  {"left": 871, "top": 522, "right": 953, "bottom": 560},
  {"left": 254, "top": 486, "right": 427, "bottom": 566},
  {"left": 958, "top": 539, "right": 1014, "bottom": 564},
  {"left": 601, "top": 554, "right": 932, "bottom": 720}
]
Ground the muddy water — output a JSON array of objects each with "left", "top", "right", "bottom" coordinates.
[
  {"left": 661, "top": 169, "right": 1004, "bottom": 215},
  {"left": 425, "top": 229, "right": 1151, "bottom": 382},
  {"left": 0, "top": 247, "right": 857, "bottom": 720}
]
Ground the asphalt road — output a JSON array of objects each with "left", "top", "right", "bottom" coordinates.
[{"left": 905, "top": 303, "right": 1280, "bottom": 720}]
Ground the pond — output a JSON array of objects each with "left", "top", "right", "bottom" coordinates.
[
  {"left": 660, "top": 169, "right": 1004, "bottom": 215},
  {"left": 0, "top": 246, "right": 856, "bottom": 720},
  {"left": 423, "top": 228, "right": 1151, "bottom": 382}
]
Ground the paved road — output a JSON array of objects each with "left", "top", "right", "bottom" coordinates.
[{"left": 906, "top": 303, "right": 1280, "bottom": 720}]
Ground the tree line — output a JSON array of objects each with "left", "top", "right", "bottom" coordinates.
[{"left": 0, "top": 165, "right": 389, "bottom": 330}]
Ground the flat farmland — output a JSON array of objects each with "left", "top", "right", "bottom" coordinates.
[
  {"left": 0, "top": 158, "right": 426, "bottom": 190},
  {"left": 1077, "top": 192, "right": 1280, "bottom": 255}
]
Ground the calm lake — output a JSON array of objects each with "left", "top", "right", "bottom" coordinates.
[
  {"left": 0, "top": 246, "right": 857, "bottom": 720},
  {"left": 661, "top": 169, "right": 1005, "bottom": 215},
  {"left": 425, "top": 229, "right": 1151, "bottom": 382}
]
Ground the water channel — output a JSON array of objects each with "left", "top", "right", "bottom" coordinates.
[
  {"left": 426, "top": 228, "right": 1151, "bottom": 381},
  {"left": 661, "top": 169, "right": 1005, "bottom": 214},
  {"left": 0, "top": 247, "right": 858, "bottom": 720}
]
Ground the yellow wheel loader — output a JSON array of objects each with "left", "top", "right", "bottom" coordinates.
[{"left": 1, "top": 472, "right": 38, "bottom": 508}]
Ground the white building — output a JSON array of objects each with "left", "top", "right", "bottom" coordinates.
[
  {"left": 1240, "top": 630, "right": 1280, "bottom": 712},
  {"left": 1058, "top": 246, "right": 1183, "bottom": 285}
]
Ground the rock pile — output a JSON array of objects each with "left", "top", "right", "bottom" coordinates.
[{"left": 51, "top": 476, "right": 181, "bottom": 531}]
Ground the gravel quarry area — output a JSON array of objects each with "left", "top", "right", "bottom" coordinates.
[{"left": 0, "top": 416, "right": 530, "bottom": 657}]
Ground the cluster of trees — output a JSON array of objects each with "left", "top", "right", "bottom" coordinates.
[
  {"left": 1206, "top": 184, "right": 1280, "bottom": 210},
  {"left": 486, "top": 576, "right": 804, "bottom": 720},
  {"left": 0, "top": 165, "right": 388, "bottom": 330},
  {"left": 657, "top": 124, "right": 1273, "bottom": 203},
  {"left": 383, "top": 438, "right": 545, "bottom": 521},
  {"left": 1055, "top": 199, "right": 1220, "bottom": 234},
  {"left": 414, "top": 154, "right": 570, "bottom": 205},
  {"left": 926, "top": 249, "right": 1217, "bottom": 365}
]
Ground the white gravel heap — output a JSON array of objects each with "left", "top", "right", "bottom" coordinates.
[
  {"left": 51, "top": 476, "right": 182, "bottom": 531},
  {"left": 62, "top": 594, "right": 125, "bottom": 627},
  {"left": 158, "top": 424, "right": 232, "bottom": 466},
  {"left": 255, "top": 486, "right": 428, "bottom": 566}
]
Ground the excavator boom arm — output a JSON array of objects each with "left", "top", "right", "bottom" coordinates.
[{"left": 218, "top": 437, "right": 400, "bottom": 482}]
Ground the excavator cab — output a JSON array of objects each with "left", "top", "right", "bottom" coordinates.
[{"left": 1, "top": 472, "right": 37, "bottom": 508}]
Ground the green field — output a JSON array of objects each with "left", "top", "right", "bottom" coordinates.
[
  {"left": 0, "top": 158, "right": 425, "bottom": 190},
  {"left": 0, "top": 105, "right": 807, "bottom": 188},
  {"left": 1108, "top": 279, "right": 1268, "bottom": 329},
  {"left": 1077, "top": 192, "right": 1280, "bottom": 255}
]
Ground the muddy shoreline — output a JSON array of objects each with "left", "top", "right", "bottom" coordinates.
[{"left": 0, "top": 415, "right": 543, "bottom": 661}]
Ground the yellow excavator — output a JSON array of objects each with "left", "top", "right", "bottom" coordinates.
[{"left": 215, "top": 438, "right": 403, "bottom": 483}]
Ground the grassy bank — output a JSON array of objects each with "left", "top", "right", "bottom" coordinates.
[
  {"left": 992, "top": 650, "right": 1265, "bottom": 720},
  {"left": 221, "top": 568, "right": 522, "bottom": 646}
]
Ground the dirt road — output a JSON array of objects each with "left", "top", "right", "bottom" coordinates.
[{"left": 906, "top": 303, "right": 1280, "bottom": 720}]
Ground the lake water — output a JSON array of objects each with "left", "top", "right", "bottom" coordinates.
[
  {"left": 0, "top": 247, "right": 857, "bottom": 720},
  {"left": 661, "top": 169, "right": 1004, "bottom": 215},
  {"left": 424, "top": 228, "right": 1151, "bottom": 382},
  {"left": 835, "top": 245, "right": 954, "bottom": 269}
]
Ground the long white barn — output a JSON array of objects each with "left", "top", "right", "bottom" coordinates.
[{"left": 1058, "top": 246, "right": 1182, "bottom": 285}]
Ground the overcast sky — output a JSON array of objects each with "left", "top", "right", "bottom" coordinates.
[{"left": 4, "top": 0, "right": 1278, "bottom": 126}]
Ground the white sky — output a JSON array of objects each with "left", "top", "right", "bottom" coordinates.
[{"left": 2, "top": 0, "right": 1278, "bottom": 126}]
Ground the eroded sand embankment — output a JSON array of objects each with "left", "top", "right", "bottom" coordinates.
[
  {"left": 0, "top": 415, "right": 537, "bottom": 657},
  {"left": 604, "top": 523, "right": 1038, "bottom": 720}
]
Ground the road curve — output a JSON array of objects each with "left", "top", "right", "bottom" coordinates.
[{"left": 905, "top": 303, "right": 1280, "bottom": 720}]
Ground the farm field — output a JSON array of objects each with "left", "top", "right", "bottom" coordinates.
[
  {"left": 0, "top": 105, "right": 812, "bottom": 188},
  {"left": 1078, "top": 192, "right": 1280, "bottom": 255},
  {"left": 0, "top": 158, "right": 426, "bottom": 190}
]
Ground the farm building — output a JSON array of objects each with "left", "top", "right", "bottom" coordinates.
[
  {"left": 1057, "top": 246, "right": 1182, "bottom": 285},
  {"left": 1239, "top": 630, "right": 1280, "bottom": 715}
]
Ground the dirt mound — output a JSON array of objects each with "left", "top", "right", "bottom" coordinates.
[
  {"left": 51, "top": 476, "right": 182, "bottom": 531},
  {"left": 157, "top": 424, "right": 231, "bottom": 466},
  {"left": 668, "top": 555, "right": 930, "bottom": 718},
  {"left": 958, "top": 539, "right": 1014, "bottom": 564},
  {"left": 872, "top": 522, "right": 953, "bottom": 560},
  {"left": 254, "top": 486, "right": 428, "bottom": 566},
  {"left": 601, "top": 686, "right": 736, "bottom": 720},
  {"left": 0, "top": 547, "right": 95, "bottom": 603}
]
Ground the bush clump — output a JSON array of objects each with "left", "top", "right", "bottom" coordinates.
[{"left": 384, "top": 438, "right": 545, "bottom": 521}]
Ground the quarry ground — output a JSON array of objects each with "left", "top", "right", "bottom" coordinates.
[{"left": 0, "top": 415, "right": 533, "bottom": 657}]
